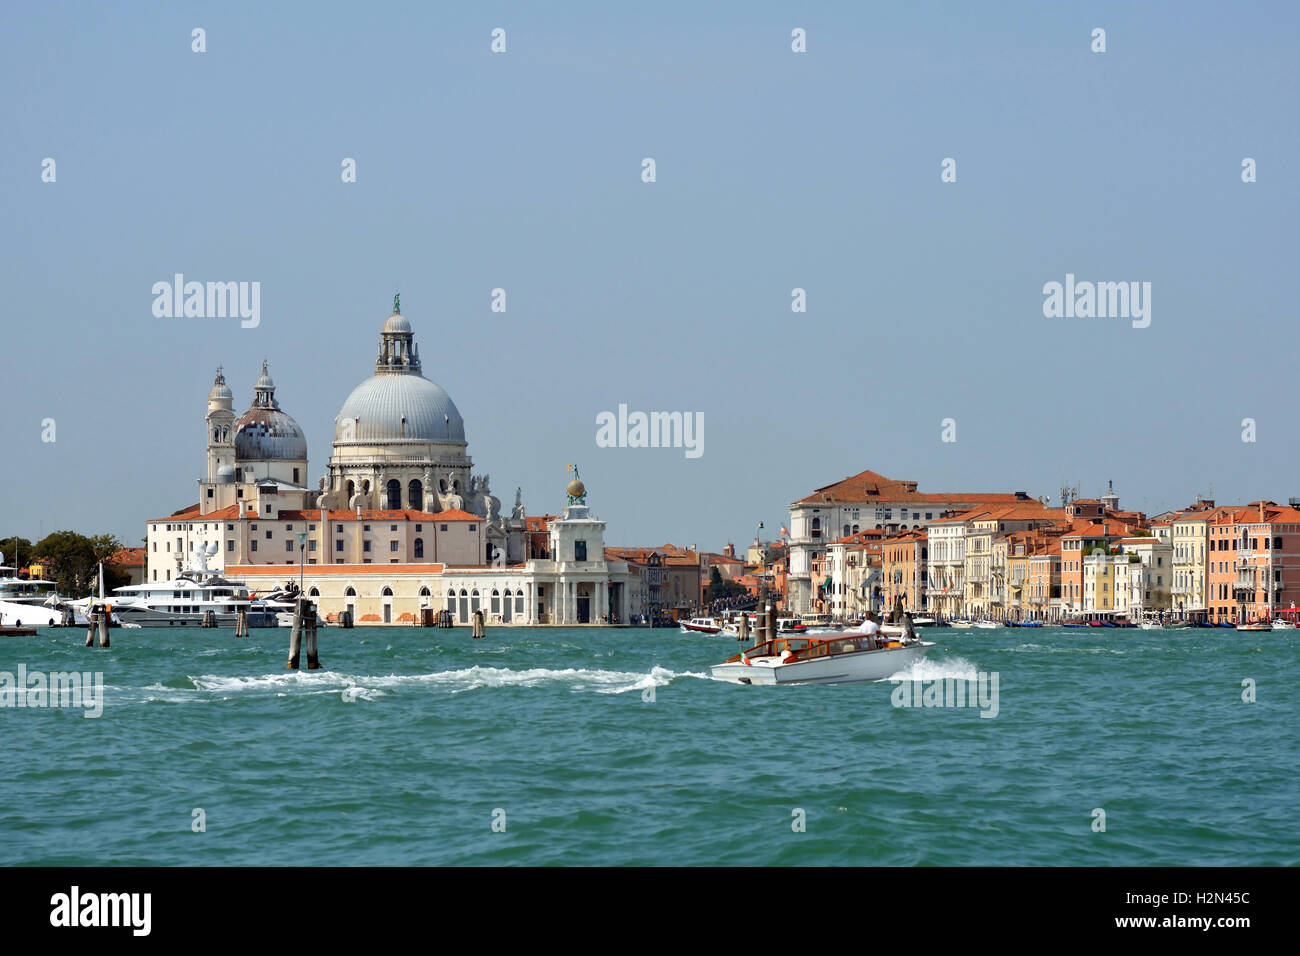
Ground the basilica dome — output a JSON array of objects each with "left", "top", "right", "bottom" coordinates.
[
  {"left": 335, "top": 374, "right": 466, "bottom": 443},
  {"left": 333, "top": 301, "right": 467, "bottom": 445},
  {"left": 233, "top": 361, "right": 308, "bottom": 462}
]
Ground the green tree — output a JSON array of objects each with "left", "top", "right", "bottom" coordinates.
[
  {"left": 706, "top": 566, "right": 744, "bottom": 601},
  {"left": 32, "top": 531, "right": 127, "bottom": 596},
  {"left": 0, "top": 536, "right": 34, "bottom": 569}
]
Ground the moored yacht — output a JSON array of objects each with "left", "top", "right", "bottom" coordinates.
[
  {"left": 76, "top": 545, "right": 272, "bottom": 627},
  {"left": 0, "top": 563, "right": 87, "bottom": 626}
]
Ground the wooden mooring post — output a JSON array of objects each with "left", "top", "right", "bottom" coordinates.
[
  {"left": 738, "top": 612, "right": 750, "bottom": 644},
  {"left": 84, "top": 606, "right": 110, "bottom": 647},
  {"left": 471, "top": 609, "right": 485, "bottom": 639},
  {"left": 234, "top": 606, "right": 249, "bottom": 638},
  {"left": 288, "top": 597, "right": 321, "bottom": 670}
]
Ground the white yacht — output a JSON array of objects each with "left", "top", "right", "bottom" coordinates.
[
  {"left": 75, "top": 545, "right": 271, "bottom": 627},
  {"left": 0, "top": 563, "right": 86, "bottom": 626}
]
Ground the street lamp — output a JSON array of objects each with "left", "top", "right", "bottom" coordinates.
[{"left": 296, "top": 530, "right": 308, "bottom": 596}]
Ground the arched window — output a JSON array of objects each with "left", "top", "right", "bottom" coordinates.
[
  {"left": 362, "top": 480, "right": 371, "bottom": 494},
  {"left": 471, "top": 589, "right": 481, "bottom": 615},
  {"left": 213, "top": 427, "right": 220, "bottom": 441},
  {"left": 491, "top": 589, "right": 501, "bottom": 614},
  {"left": 458, "top": 588, "right": 469, "bottom": 622},
  {"left": 345, "top": 480, "right": 355, "bottom": 501},
  {"left": 344, "top": 586, "right": 356, "bottom": 597},
  {"left": 811, "top": 517, "right": 821, "bottom": 538},
  {"left": 308, "top": 587, "right": 319, "bottom": 597},
  {"left": 408, "top": 479, "right": 422, "bottom": 510},
  {"left": 414, "top": 537, "right": 424, "bottom": 559},
  {"left": 386, "top": 479, "right": 401, "bottom": 510},
  {"left": 381, "top": 586, "right": 393, "bottom": 597}
]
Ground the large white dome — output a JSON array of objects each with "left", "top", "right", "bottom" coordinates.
[{"left": 335, "top": 374, "right": 466, "bottom": 443}]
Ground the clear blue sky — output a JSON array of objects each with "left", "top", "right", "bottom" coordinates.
[{"left": 1, "top": 1, "right": 1297, "bottom": 550}]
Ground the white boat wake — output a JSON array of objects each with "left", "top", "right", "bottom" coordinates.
[{"left": 138, "top": 665, "right": 712, "bottom": 701}]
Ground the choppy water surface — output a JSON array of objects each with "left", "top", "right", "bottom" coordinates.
[{"left": 1, "top": 626, "right": 1295, "bottom": 865}]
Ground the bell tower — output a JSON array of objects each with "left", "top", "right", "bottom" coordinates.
[{"left": 206, "top": 367, "right": 235, "bottom": 481}]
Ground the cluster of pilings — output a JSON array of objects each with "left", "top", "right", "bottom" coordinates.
[
  {"left": 84, "top": 605, "right": 111, "bottom": 647},
  {"left": 737, "top": 604, "right": 778, "bottom": 646},
  {"left": 287, "top": 597, "right": 321, "bottom": 670}
]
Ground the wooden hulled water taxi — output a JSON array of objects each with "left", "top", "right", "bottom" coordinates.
[
  {"left": 680, "top": 617, "right": 723, "bottom": 634},
  {"left": 711, "top": 632, "right": 933, "bottom": 685}
]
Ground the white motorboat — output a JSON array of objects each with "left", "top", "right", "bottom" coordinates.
[
  {"left": 950, "top": 620, "right": 975, "bottom": 629},
  {"left": 680, "top": 616, "right": 723, "bottom": 634},
  {"left": 974, "top": 620, "right": 1000, "bottom": 629},
  {"left": 1138, "top": 621, "right": 1162, "bottom": 630},
  {"left": 711, "top": 632, "right": 933, "bottom": 685},
  {"left": 1271, "top": 619, "right": 1296, "bottom": 630}
]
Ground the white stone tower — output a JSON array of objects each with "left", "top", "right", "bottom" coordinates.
[{"left": 205, "top": 367, "right": 235, "bottom": 482}]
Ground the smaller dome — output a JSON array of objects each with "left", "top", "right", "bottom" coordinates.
[
  {"left": 383, "top": 311, "right": 411, "bottom": 333},
  {"left": 567, "top": 479, "right": 586, "bottom": 498},
  {"left": 216, "top": 465, "right": 236, "bottom": 483},
  {"left": 208, "top": 368, "right": 233, "bottom": 403},
  {"left": 256, "top": 365, "right": 275, "bottom": 390}
]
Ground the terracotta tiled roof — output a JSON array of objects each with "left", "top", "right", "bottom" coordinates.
[
  {"left": 110, "top": 547, "right": 146, "bottom": 567},
  {"left": 148, "top": 503, "right": 203, "bottom": 521},
  {"left": 794, "top": 468, "right": 1032, "bottom": 506}
]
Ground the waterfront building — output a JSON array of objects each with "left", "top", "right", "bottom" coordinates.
[
  {"left": 1169, "top": 498, "right": 1218, "bottom": 622},
  {"left": 1060, "top": 522, "right": 1131, "bottom": 618},
  {"left": 226, "top": 486, "right": 640, "bottom": 625},
  {"left": 1235, "top": 502, "right": 1300, "bottom": 622},
  {"left": 926, "top": 515, "right": 969, "bottom": 619},
  {"left": 825, "top": 530, "right": 883, "bottom": 619},
  {"left": 1025, "top": 534, "right": 1064, "bottom": 621},
  {"left": 1116, "top": 535, "right": 1173, "bottom": 620},
  {"left": 1206, "top": 507, "right": 1252, "bottom": 623},
  {"left": 1004, "top": 529, "right": 1063, "bottom": 621},
  {"left": 962, "top": 505, "right": 1067, "bottom": 620},
  {"left": 785, "top": 468, "right": 1036, "bottom": 613},
  {"left": 881, "top": 528, "right": 927, "bottom": 614}
]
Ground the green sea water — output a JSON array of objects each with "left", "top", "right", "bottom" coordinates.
[{"left": 1, "top": 625, "right": 1295, "bottom": 866}]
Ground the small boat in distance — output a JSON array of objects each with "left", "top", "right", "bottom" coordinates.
[
  {"left": 680, "top": 617, "right": 723, "bottom": 634},
  {"left": 1235, "top": 621, "right": 1273, "bottom": 632}
]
